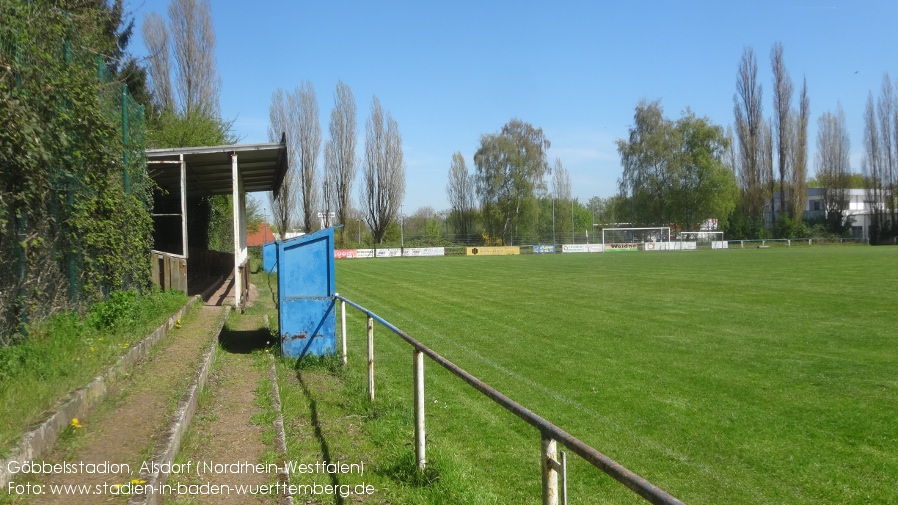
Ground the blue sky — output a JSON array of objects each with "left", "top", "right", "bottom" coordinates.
[{"left": 133, "top": 0, "right": 898, "bottom": 214}]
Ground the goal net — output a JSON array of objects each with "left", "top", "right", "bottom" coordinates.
[{"left": 601, "top": 227, "right": 671, "bottom": 251}]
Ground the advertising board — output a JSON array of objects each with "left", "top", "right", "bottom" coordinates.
[
  {"left": 375, "top": 248, "right": 402, "bottom": 258},
  {"left": 465, "top": 246, "right": 521, "bottom": 256},
  {"left": 605, "top": 243, "right": 639, "bottom": 252},
  {"left": 403, "top": 247, "right": 446, "bottom": 257}
]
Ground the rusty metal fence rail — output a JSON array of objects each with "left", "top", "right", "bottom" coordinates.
[{"left": 333, "top": 294, "right": 686, "bottom": 505}]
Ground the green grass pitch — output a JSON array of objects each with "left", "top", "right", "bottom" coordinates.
[{"left": 334, "top": 247, "right": 897, "bottom": 504}]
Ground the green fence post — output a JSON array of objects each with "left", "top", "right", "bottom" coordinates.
[
  {"left": 17, "top": 210, "right": 28, "bottom": 336},
  {"left": 67, "top": 184, "right": 77, "bottom": 304},
  {"left": 122, "top": 83, "right": 130, "bottom": 194}
]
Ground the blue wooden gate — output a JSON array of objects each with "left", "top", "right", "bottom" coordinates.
[
  {"left": 262, "top": 240, "right": 277, "bottom": 273},
  {"left": 277, "top": 228, "right": 336, "bottom": 358}
]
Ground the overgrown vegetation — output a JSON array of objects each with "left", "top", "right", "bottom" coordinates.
[
  {"left": 0, "top": 288, "right": 187, "bottom": 452},
  {"left": 1, "top": 0, "right": 153, "bottom": 341}
]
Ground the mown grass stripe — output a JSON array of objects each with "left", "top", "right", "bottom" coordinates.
[{"left": 335, "top": 247, "right": 898, "bottom": 505}]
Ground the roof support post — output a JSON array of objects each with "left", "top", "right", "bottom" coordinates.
[
  {"left": 232, "top": 152, "right": 242, "bottom": 308},
  {"left": 180, "top": 154, "right": 188, "bottom": 258}
]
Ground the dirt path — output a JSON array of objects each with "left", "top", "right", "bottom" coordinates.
[
  {"left": 164, "top": 312, "right": 273, "bottom": 505},
  {"left": 31, "top": 305, "right": 224, "bottom": 505}
]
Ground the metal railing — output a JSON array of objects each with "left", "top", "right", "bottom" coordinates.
[
  {"left": 727, "top": 237, "right": 867, "bottom": 248},
  {"left": 333, "top": 293, "right": 686, "bottom": 505}
]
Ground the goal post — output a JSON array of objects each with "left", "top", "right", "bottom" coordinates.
[{"left": 601, "top": 227, "right": 671, "bottom": 251}]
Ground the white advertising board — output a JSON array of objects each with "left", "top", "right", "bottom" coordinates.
[
  {"left": 563, "top": 244, "right": 604, "bottom": 253},
  {"left": 402, "top": 247, "right": 445, "bottom": 257},
  {"left": 644, "top": 242, "right": 697, "bottom": 251},
  {"left": 356, "top": 249, "right": 375, "bottom": 258},
  {"left": 375, "top": 248, "right": 402, "bottom": 258}
]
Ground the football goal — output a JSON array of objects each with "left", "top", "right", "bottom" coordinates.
[{"left": 601, "top": 227, "right": 671, "bottom": 251}]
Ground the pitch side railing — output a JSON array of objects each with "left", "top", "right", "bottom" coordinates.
[{"left": 333, "top": 294, "right": 686, "bottom": 505}]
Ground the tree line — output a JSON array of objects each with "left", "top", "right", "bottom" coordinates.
[
  {"left": 442, "top": 42, "right": 896, "bottom": 245},
  {"left": 731, "top": 43, "right": 897, "bottom": 242},
  {"left": 442, "top": 119, "right": 593, "bottom": 246},
  {"left": 266, "top": 82, "right": 405, "bottom": 246}
]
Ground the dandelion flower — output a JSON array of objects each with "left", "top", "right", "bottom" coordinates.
[
  {"left": 131, "top": 478, "right": 146, "bottom": 485},
  {"left": 71, "top": 418, "right": 83, "bottom": 429}
]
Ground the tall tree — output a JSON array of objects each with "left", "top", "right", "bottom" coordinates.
[
  {"left": 877, "top": 74, "right": 897, "bottom": 232},
  {"left": 863, "top": 93, "right": 885, "bottom": 242},
  {"left": 295, "top": 81, "right": 320, "bottom": 232},
  {"left": 552, "top": 158, "right": 572, "bottom": 243},
  {"left": 617, "top": 100, "right": 737, "bottom": 230},
  {"left": 815, "top": 105, "right": 851, "bottom": 233},
  {"left": 474, "top": 119, "right": 551, "bottom": 245},
  {"left": 265, "top": 83, "right": 320, "bottom": 233},
  {"left": 733, "top": 47, "right": 766, "bottom": 221},
  {"left": 324, "top": 81, "right": 357, "bottom": 244},
  {"left": 446, "top": 151, "right": 477, "bottom": 240},
  {"left": 361, "top": 96, "right": 405, "bottom": 244},
  {"left": 760, "top": 118, "right": 776, "bottom": 227},
  {"left": 771, "top": 41, "right": 793, "bottom": 219},
  {"left": 733, "top": 47, "right": 769, "bottom": 236},
  {"left": 616, "top": 100, "right": 678, "bottom": 225},
  {"left": 142, "top": 0, "right": 230, "bottom": 149},
  {"left": 791, "top": 77, "right": 810, "bottom": 220},
  {"left": 323, "top": 139, "right": 336, "bottom": 229},
  {"left": 168, "top": 0, "right": 219, "bottom": 117},
  {"left": 141, "top": 12, "right": 173, "bottom": 112},
  {"left": 268, "top": 89, "right": 297, "bottom": 237}
]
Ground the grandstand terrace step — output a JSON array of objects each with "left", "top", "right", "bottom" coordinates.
[{"left": 12, "top": 305, "right": 223, "bottom": 504}]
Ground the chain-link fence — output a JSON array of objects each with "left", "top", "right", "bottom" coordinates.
[{"left": 1, "top": 4, "right": 150, "bottom": 344}]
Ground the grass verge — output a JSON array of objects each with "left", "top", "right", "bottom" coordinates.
[
  {"left": 0, "top": 289, "right": 188, "bottom": 453},
  {"left": 331, "top": 247, "right": 898, "bottom": 505}
]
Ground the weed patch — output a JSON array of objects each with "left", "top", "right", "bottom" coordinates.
[{"left": 0, "top": 289, "right": 187, "bottom": 453}]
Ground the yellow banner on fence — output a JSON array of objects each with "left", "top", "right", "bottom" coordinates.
[{"left": 465, "top": 246, "right": 521, "bottom": 256}]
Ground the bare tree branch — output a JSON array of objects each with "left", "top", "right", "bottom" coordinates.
[
  {"left": 771, "top": 41, "right": 793, "bottom": 219},
  {"left": 268, "top": 88, "right": 297, "bottom": 237},
  {"left": 168, "top": 0, "right": 220, "bottom": 117},
  {"left": 141, "top": 12, "right": 173, "bottom": 111},
  {"left": 446, "top": 151, "right": 476, "bottom": 239},
  {"left": 361, "top": 96, "right": 405, "bottom": 244},
  {"left": 325, "top": 81, "right": 357, "bottom": 243},
  {"left": 294, "top": 81, "right": 320, "bottom": 232}
]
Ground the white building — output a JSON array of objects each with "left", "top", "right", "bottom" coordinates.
[{"left": 766, "top": 188, "right": 884, "bottom": 240}]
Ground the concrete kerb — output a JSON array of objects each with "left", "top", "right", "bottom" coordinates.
[
  {"left": 265, "top": 314, "right": 294, "bottom": 505},
  {"left": 0, "top": 295, "right": 201, "bottom": 489},
  {"left": 127, "top": 305, "right": 230, "bottom": 505},
  {"left": 269, "top": 357, "right": 293, "bottom": 505}
]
